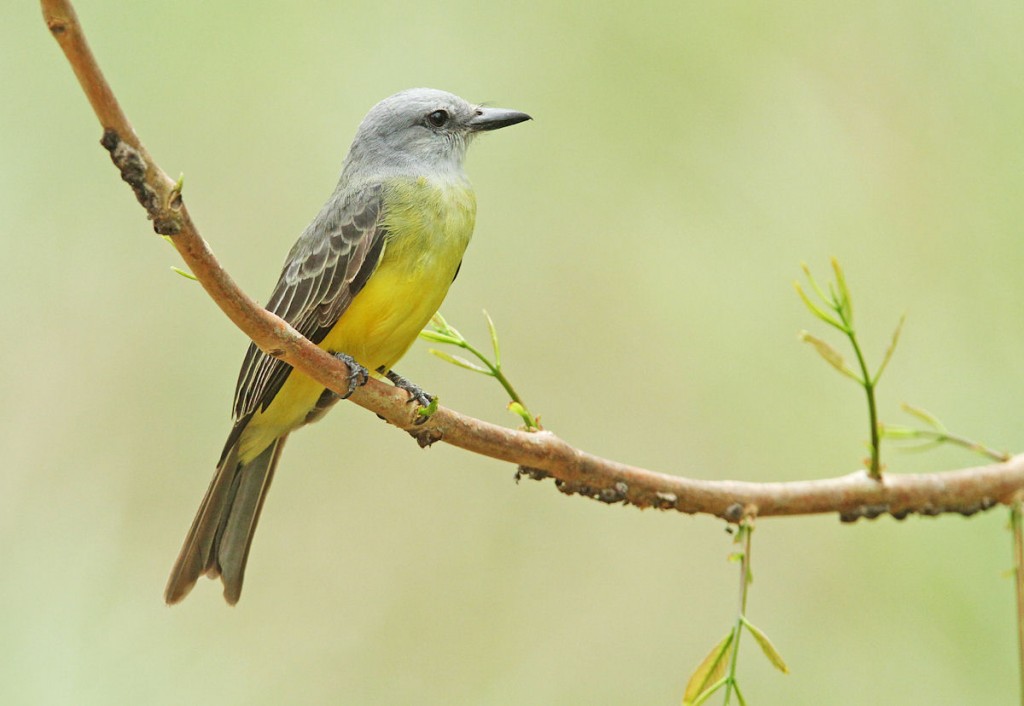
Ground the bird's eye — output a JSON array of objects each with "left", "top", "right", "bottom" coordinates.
[{"left": 426, "top": 109, "right": 449, "bottom": 128}]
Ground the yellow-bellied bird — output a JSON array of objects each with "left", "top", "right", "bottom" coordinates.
[{"left": 165, "top": 88, "right": 530, "bottom": 604}]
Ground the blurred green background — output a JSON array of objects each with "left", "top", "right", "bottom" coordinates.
[{"left": 4, "top": 1, "right": 1023, "bottom": 704}]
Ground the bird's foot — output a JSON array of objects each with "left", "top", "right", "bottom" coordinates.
[
  {"left": 379, "top": 367, "right": 434, "bottom": 408},
  {"left": 332, "top": 352, "right": 370, "bottom": 399}
]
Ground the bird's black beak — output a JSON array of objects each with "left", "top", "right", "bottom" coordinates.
[{"left": 468, "top": 106, "right": 532, "bottom": 132}]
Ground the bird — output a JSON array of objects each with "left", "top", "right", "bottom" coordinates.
[{"left": 164, "top": 88, "right": 530, "bottom": 605}]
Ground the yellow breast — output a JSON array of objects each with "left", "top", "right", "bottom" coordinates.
[
  {"left": 239, "top": 175, "right": 476, "bottom": 461},
  {"left": 324, "top": 175, "right": 476, "bottom": 369}
]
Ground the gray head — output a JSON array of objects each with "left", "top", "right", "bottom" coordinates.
[{"left": 341, "top": 88, "right": 530, "bottom": 179}]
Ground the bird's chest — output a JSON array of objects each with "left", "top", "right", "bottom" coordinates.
[
  {"left": 315, "top": 177, "right": 477, "bottom": 371},
  {"left": 379, "top": 176, "right": 477, "bottom": 276}
]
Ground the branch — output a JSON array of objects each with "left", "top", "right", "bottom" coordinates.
[{"left": 42, "top": 0, "right": 1024, "bottom": 522}]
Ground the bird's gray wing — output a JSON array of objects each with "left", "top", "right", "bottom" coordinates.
[{"left": 231, "top": 182, "right": 386, "bottom": 420}]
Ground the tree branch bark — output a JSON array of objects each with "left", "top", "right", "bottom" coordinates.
[{"left": 41, "top": 0, "right": 1024, "bottom": 522}]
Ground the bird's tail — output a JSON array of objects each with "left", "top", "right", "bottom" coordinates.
[{"left": 164, "top": 433, "right": 287, "bottom": 605}]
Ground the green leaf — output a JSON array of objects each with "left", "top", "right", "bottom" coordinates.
[
  {"left": 428, "top": 312, "right": 462, "bottom": 339},
  {"left": 683, "top": 632, "right": 734, "bottom": 705},
  {"left": 418, "top": 329, "right": 463, "bottom": 345},
  {"left": 417, "top": 395, "right": 439, "bottom": 418},
  {"left": 507, "top": 401, "right": 534, "bottom": 428},
  {"left": 873, "top": 313, "right": 906, "bottom": 384},
  {"left": 799, "top": 332, "right": 862, "bottom": 382},
  {"left": 741, "top": 618, "right": 790, "bottom": 674},
  {"left": 170, "top": 266, "right": 197, "bottom": 281},
  {"left": 877, "top": 424, "right": 919, "bottom": 440},
  {"left": 801, "top": 261, "right": 831, "bottom": 306},
  {"left": 429, "top": 311, "right": 450, "bottom": 332},
  {"left": 427, "top": 349, "right": 491, "bottom": 375},
  {"left": 900, "top": 403, "right": 945, "bottom": 431},
  {"left": 794, "top": 282, "right": 844, "bottom": 330},
  {"left": 831, "top": 257, "right": 853, "bottom": 324},
  {"left": 483, "top": 309, "right": 501, "bottom": 368}
]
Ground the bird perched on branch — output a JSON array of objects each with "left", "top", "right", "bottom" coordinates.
[{"left": 165, "top": 88, "right": 530, "bottom": 604}]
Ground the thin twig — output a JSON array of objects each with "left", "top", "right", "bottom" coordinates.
[
  {"left": 42, "top": 0, "right": 1024, "bottom": 523},
  {"left": 724, "top": 522, "right": 753, "bottom": 704},
  {"left": 1012, "top": 501, "right": 1024, "bottom": 706}
]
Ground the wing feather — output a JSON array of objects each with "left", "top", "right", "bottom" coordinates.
[{"left": 232, "top": 183, "right": 385, "bottom": 419}]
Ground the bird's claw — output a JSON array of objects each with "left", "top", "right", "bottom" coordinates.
[
  {"left": 333, "top": 352, "right": 369, "bottom": 399},
  {"left": 380, "top": 367, "right": 434, "bottom": 408}
]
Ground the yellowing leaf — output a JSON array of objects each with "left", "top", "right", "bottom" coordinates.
[
  {"left": 483, "top": 309, "right": 501, "bottom": 366},
  {"left": 683, "top": 631, "right": 734, "bottom": 705},
  {"left": 742, "top": 618, "right": 790, "bottom": 674},
  {"left": 799, "top": 332, "right": 861, "bottom": 382},
  {"left": 873, "top": 313, "right": 906, "bottom": 383},
  {"left": 427, "top": 349, "right": 490, "bottom": 374}
]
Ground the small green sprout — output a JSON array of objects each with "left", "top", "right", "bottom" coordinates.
[
  {"left": 420, "top": 311, "right": 540, "bottom": 430},
  {"left": 795, "top": 258, "right": 904, "bottom": 479}
]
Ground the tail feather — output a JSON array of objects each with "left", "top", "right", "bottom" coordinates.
[{"left": 164, "top": 435, "right": 287, "bottom": 605}]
